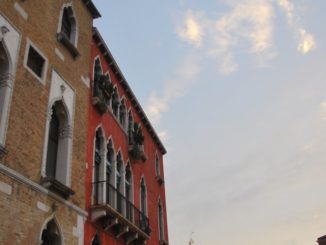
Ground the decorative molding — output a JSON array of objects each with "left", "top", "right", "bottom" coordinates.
[
  {"left": 59, "top": 125, "right": 73, "bottom": 139},
  {"left": 0, "top": 163, "right": 87, "bottom": 216},
  {"left": 54, "top": 47, "right": 65, "bottom": 61},
  {"left": 0, "top": 25, "right": 9, "bottom": 41}
]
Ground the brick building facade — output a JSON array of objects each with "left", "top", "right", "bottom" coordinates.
[
  {"left": 0, "top": 1, "right": 100, "bottom": 244},
  {"left": 0, "top": 1, "right": 169, "bottom": 245},
  {"left": 84, "top": 28, "right": 169, "bottom": 245}
]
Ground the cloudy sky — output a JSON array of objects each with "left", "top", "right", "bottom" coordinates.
[{"left": 93, "top": 1, "right": 326, "bottom": 244}]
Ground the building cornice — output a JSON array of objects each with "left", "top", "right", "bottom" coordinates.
[{"left": 82, "top": 0, "right": 101, "bottom": 19}]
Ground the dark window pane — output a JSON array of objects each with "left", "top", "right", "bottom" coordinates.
[{"left": 27, "top": 46, "right": 45, "bottom": 78}]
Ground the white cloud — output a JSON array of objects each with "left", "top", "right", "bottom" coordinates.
[
  {"left": 146, "top": 54, "right": 201, "bottom": 124},
  {"left": 176, "top": 11, "right": 204, "bottom": 47},
  {"left": 175, "top": 0, "right": 316, "bottom": 75},
  {"left": 277, "top": 0, "right": 316, "bottom": 54}
]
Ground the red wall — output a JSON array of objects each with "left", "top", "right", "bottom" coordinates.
[{"left": 84, "top": 37, "right": 169, "bottom": 245}]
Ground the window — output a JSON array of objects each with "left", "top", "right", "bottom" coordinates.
[
  {"left": 41, "top": 219, "right": 62, "bottom": 245},
  {"left": 140, "top": 178, "right": 147, "bottom": 215},
  {"left": 57, "top": 5, "right": 79, "bottom": 57},
  {"left": 116, "top": 152, "right": 123, "bottom": 213},
  {"left": 42, "top": 71, "right": 75, "bottom": 198},
  {"left": 127, "top": 111, "right": 134, "bottom": 144},
  {"left": 0, "top": 41, "right": 12, "bottom": 149},
  {"left": 93, "top": 129, "right": 104, "bottom": 204},
  {"left": 125, "top": 164, "right": 133, "bottom": 221},
  {"left": 158, "top": 200, "right": 165, "bottom": 241},
  {"left": 155, "top": 154, "right": 160, "bottom": 177},
  {"left": 45, "top": 101, "right": 69, "bottom": 184},
  {"left": 119, "top": 99, "right": 127, "bottom": 129},
  {"left": 106, "top": 139, "right": 114, "bottom": 205},
  {"left": 27, "top": 46, "right": 45, "bottom": 78},
  {"left": 24, "top": 39, "right": 48, "bottom": 83},
  {"left": 112, "top": 87, "right": 119, "bottom": 117},
  {"left": 92, "top": 234, "right": 101, "bottom": 245},
  {"left": 61, "top": 8, "right": 72, "bottom": 40}
]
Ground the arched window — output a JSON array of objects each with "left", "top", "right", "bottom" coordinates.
[
  {"left": 125, "top": 163, "right": 133, "bottom": 221},
  {"left": 93, "top": 58, "right": 102, "bottom": 97},
  {"left": 155, "top": 154, "right": 160, "bottom": 177},
  {"left": 106, "top": 139, "right": 114, "bottom": 205},
  {"left": 0, "top": 39, "right": 12, "bottom": 148},
  {"left": 158, "top": 200, "right": 165, "bottom": 241},
  {"left": 116, "top": 152, "right": 123, "bottom": 213},
  {"left": 127, "top": 110, "right": 134, "bottom": 144},
  {"left": 119, "top": 99, "right": 127, "bottom": 129},
  {"left": 92, "top": 233, "right": 101, "bottom": 245},
  {"left": 94, "top": 128, "right": 104, "bottom": 205},
  {"left": 140, "top": 178, "right": 147, "bottom": 215},
  {"left": 140, "top": 177, "right": 148, "bottom": 232},
  {"left": 111, "top": 87, "right": 119, "bottom": 118},
  {"left": 40, "top": 219, "right": 62, "bottom": 245},
  {"left": 59, "top": 6, "right": 77, "bottom": 45},
  {"left": 45, "top": 101, "right": 70, "bottom": 185}
]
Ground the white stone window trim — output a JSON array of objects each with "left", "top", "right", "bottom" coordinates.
[
  {"left": 39, "top": 215, "right": 65, "bottom": 245},
  {"left": 23, "top": 38, "right": 48, "bottom": 85},
  {"left": 0, "top": 14, "right": 21, "bottom": 147},
  {"left": 57, "top": 2, "right": 79, "bottom": 48},
  {"left": 41, "top": 70, "right": 75, "bottom": 187}
]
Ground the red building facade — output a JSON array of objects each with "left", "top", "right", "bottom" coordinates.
[{"left": 85, "top": 28, "right": 169, "bottom": 245}]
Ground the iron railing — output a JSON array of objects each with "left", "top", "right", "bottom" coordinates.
[{"left": 93, "top": 181, "right": 150, "bottom": 235}]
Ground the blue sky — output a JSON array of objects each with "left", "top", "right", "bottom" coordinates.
[{"left": 93, "top": 1, "right": 326, "bottom": 244}]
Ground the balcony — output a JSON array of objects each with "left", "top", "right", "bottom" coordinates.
[
  {"left": 92, "top": 75, "right": 113, "bottom": 114},
  {"left": 91, "top": 181, "right": 151, "bottom": 244},
  {"left": 128, "top": 144, "right": 147, "bottom": 162}
]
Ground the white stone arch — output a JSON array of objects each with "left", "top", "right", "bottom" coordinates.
[
  {"left": 0, "top": 15, "right": 20, "bottom": 147},
  {"left": 38, "top": 214, "right": 65, "bottom": 245},
  {"left": 41, "top": 71, "right": 75, "bottom": 187},
  {"left": 57, "top": 2, "right": 79, "bottom": 47}
]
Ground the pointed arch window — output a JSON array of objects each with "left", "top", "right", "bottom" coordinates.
[
  {"left": 41, "top": 219, "right": 62, "bottom": 245},
  {"left": 0, "top": 42, "right": 10, "bottom": 152},
  {"left": 119, "top": 99, "right": 127, "bottom": 129},
  {"left": 116, "top": 152, "right": 123, "bottom": 213},
  {"left": 125, "top": 164, "right": 133, "bottom": 221},
  {"left": 93, "top": 129, "right": 104, "bottom": 204},
  {"left": 57, "top": 5, "right": 79, "bottom": 57},
  {"left": 92, "top": 234, "right": 101, "bottom": 245},
  {"left": 158, "top": 200, "right": 165, "bottom": 241},
  {"left": 112, "top": 88, "right": 119, "bottom": 118},
  {"left": 45, "top": 101, "right": 72, "bottom": 191},
  {"left": 106, "top": 140, "right": 114, "bottom": 205},
  {"left": 127, "top": 111, "right": 134, "bottom": 144},
  {"left": 140, "top": 178, "right": 147, "bottom": 215}
]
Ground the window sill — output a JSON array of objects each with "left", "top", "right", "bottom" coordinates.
[
  {"left": 56, "top": 32, "right": 80, "bottom": 59},
  {"left": 41, "top": 176, "right": 75, "bottom": 199}
]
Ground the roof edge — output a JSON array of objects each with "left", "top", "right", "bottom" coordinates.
[
  {"left": 92, "top": 27, "right": 167, "bottom": 155},
  {"left": 82, "top": 0, "right": 101, "bottom": 19}
]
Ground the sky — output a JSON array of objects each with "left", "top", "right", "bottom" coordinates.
[{"left": 92, "top": 1, "right": 326, "bottom": 244}]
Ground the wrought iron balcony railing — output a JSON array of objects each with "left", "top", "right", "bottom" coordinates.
[{"left": 92, "top": 180, "right": 150, "bottom": 235}]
